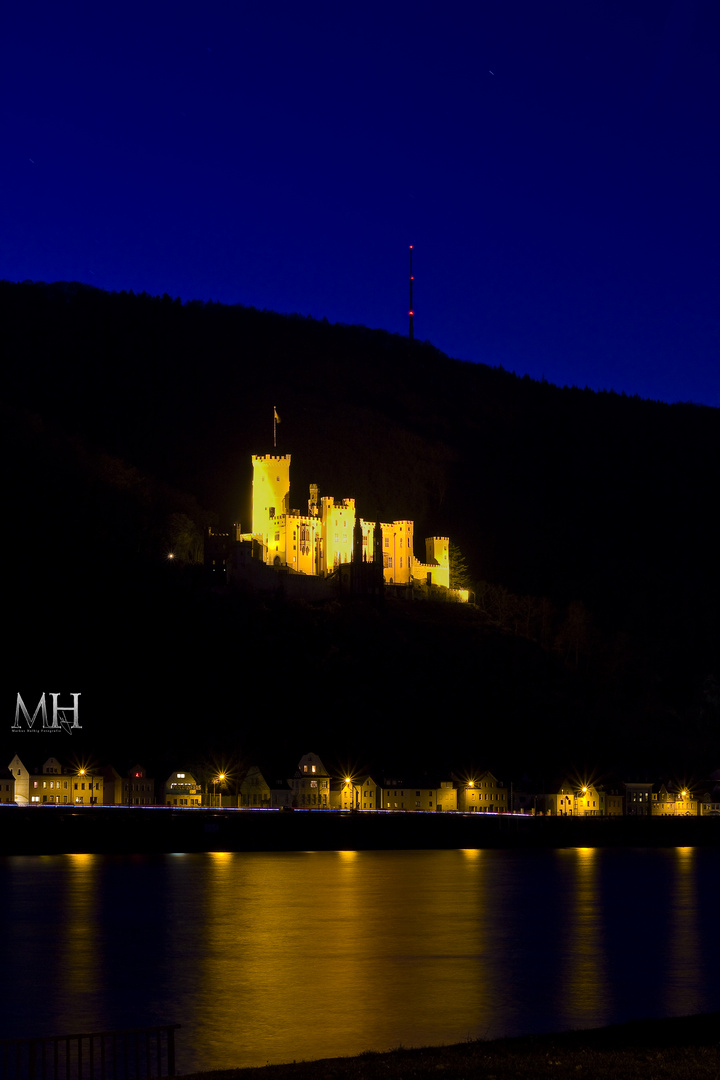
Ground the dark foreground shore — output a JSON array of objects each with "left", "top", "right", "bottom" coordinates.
[
  {"left": 2, "top": 805, "right": 720, "bottom": 856},
  {"left": 182, "top": 1013, "right": 720, "bottom": 1080}
]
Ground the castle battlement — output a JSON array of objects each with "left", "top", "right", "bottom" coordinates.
[{"left": 252, "top": 454, "right": 292, "bottom": 464}]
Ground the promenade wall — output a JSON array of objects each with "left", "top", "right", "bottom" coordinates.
[{"left": 2, "top": 806, "right": 720, "bottom": 856}]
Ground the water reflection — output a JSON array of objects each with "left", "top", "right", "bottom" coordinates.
[
  {"left": 2, "top": 847, "right": 720, "bottom": 1071},
  {"left": 192, "top": 850, "right": 497, "bottom": 1067},
  {"left": 559, "top": 848, "right": 609, "bottom": 1030},
  {"left": 56, "top": 854, "right": 108, "bottom": 1031},
  {"left": 666, "top": 847, "right": 701, "bottom": 1015}
]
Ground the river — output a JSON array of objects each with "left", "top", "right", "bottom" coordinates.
[{"left": 2, "top": 847, "right": 719, "bottom": 1071}]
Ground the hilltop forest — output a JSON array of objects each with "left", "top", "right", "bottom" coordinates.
[{"left": 3, "top": 280, "right": 719, "bottom": 787}]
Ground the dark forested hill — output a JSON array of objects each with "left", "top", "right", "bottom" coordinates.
[{"left": 3, "top": 280, "right": 719, "bottom": 779}]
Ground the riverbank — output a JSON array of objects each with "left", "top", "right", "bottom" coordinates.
[
  {"left": 182, "top": 1013, "right": 720, "bottom": 1080},
  {"left": 2, "top": 805, "right": 720, "bottom": 856}
]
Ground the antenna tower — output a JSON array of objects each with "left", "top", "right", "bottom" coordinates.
[{"left": 409, "top": 245, "right": 414, "bottom": 341}]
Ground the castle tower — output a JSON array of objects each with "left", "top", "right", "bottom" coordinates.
[
  {"left": 424, "top": 536, "right": 450, "bottom": 588},
  {"left": 252, "top": 455, "right": 291, "bottom": 540}
]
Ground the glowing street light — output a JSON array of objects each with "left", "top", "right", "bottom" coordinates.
[
  {"left": 77, "top": 767, "right": 93, "bottom": 806},
  {"left": 213, "top": 773, "right": 226, "bottom": 809}
]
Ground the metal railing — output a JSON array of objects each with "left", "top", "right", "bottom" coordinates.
[{"left": 0, "top": 1026, "right": 179, "bottom": 1080}]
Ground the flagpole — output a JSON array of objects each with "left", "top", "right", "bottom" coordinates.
[{"left": 274, "top": 407, "right": 277, "bottom": 448}]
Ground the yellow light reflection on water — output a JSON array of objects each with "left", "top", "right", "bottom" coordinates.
[
  {"left": 209, "top": 851, "right": 233, "bottom": 865},
  {"left": 64, "top": 854, "right": 99, "bottom": 976},
  {"left": 666, "top": 846, "right": 700, "bottom": 1015},
  {"left": 56, "top": 853, "right": 105, "bottom": 1029},
  {"left": 191, "top": 849, "right": 496, "bottom": 1068},
  {"left": 559, "top": 847, "right": 609, "bottom": 1030}
]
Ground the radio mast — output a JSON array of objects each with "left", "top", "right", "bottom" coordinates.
[{"left": 409, "top": 244, "right": 414, "bottom": 341}]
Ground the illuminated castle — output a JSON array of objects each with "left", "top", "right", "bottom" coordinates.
[{"left": 249, "top": 454, "right": 449, "bottom": 588}]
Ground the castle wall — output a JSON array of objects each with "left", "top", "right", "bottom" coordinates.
[
  {"left": 321, "top": 496, "right": 356, "bottom": 572},
  {"left": 284, "top": 514, "right": 320, "bottom": 575}
]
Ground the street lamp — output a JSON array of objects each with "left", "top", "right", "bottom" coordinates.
[
  {"left": 345, "top": 777, "right": 356, "bottom": 811},
  {"left": 78, "top": 767, "right": 90, "bottom": 806},
  {"left": 213, "top": 773, "right": 226, "bottom": 808}
]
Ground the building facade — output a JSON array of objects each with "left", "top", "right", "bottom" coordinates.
[
  {"left": 164, "top": 772, "right": 203, "bottom": 806},
  {"left": 291, "top": 752, "right": 331, "bottom": 808}
]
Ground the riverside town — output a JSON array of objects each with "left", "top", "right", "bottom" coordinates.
[{"left": 3, "top": 751, "right": 720, "bottom": 817}]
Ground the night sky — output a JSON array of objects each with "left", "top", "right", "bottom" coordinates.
[{"left": 3, "top": 1, "right": 718, "bottom": 405}]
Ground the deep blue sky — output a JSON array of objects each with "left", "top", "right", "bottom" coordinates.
[{"left": 3, "top": 1, "right": 718, "bottom": 405}]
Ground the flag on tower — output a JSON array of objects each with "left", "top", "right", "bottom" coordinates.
[{"left": 274, "top": 407, "right": 281, "bottom": 423}]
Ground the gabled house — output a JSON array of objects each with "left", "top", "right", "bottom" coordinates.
[
  {"left": 0, "top": 768, "right": 16, "bottom": 804},
  {"left": 165, "top": 771, "right": 203, "bottom": 806},
  {"left": 239, "top": 765, "right": 273, "bottom": 808},
  {"left": 8, "top": 754, "right": 29, "bottom": 804},
  {"left": 290, "top": 753, "right": 330, "bottom": 809}
]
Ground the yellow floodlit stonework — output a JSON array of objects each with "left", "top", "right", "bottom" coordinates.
[{"left": 249, "top": 453, "right": 451, "bottom": 590}]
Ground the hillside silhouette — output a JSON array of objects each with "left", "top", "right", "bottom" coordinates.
[{"left": 3, "top": 280, "right": 719, "bottom": 782}]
